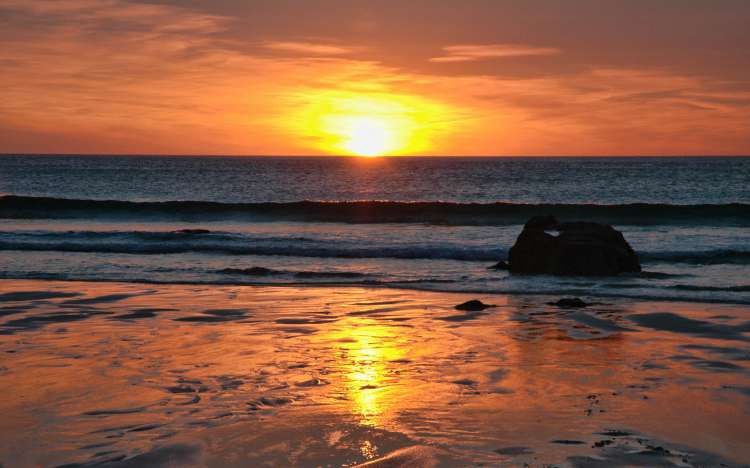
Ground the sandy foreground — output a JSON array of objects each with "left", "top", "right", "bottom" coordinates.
[{"left": 0, "top": 279, "right": 748, "bottom": 467}]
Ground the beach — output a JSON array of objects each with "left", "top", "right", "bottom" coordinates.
[
  {"left": 1, "top": 279, "right": 748, "bottom": 467},
  {"left": 3, "top": 0, "right": 750, "bottom": 464}
]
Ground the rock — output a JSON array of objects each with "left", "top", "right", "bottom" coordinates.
[
  {"left": 488, "top": 260, "right": 509, "bottom": 270},
  {"left": 452, "top": 378, "right": 478, "bottom": 386},
  {"left": 508, "top": 217, "right": 641, "bottom": 276},
  {"left": 549, "top": 297, "right": 589, "bottom": 308},
  {"left": 524, "top": 215, "right": 558, "bottom": 230},
  {"left": 219, "top": 267, "right": 278, "bottom": 276},
  {"left": 174, "top": 229, "right": 211, "bottom": 234},
  {"left": 455, "top": 299, "right": 494, "bottom": 311}
]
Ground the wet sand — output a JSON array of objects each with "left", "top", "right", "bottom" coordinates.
[{"left": 0, "top": 279, "right": 749, "bottom": 467}]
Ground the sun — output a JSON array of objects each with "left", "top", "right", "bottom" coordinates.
[
  {"left": 317, "top": 95, "right": 413, "bottom": 157},
  {"left": 285, "top": 90, "right": 462, "bottom": 157},
  {"left": 341, "top": 116, "right": 392, "bottom": 157}
]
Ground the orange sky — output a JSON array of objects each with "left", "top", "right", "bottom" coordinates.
[{"left": 1, "top": 0, "right": 749, "bottom": 156}]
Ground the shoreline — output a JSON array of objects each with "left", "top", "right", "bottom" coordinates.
[{"left": 1, "top": 275, "right": 749, "bottom": 307}]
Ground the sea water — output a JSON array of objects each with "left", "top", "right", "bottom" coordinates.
[{"left": 1, "top": 155, "right": 748, "bottom": 304}]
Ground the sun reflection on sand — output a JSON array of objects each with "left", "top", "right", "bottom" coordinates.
[{"left": 330, "top": 322, "right": 406, "bottom": 426}]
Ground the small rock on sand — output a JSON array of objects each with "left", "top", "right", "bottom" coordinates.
[
  {"left": 454, "top": 300, "right": 494, "bottom": 311},
  {"left": 551, "top": 439, "right": 586, "bottom": 445},
  {"left": 452, "top": 378, "right": 477, "bottom": 386}
]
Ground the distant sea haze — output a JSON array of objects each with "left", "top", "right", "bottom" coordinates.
[
  {"left": 2, "top": 155, "right": 748, "bottom": 204},
  {"left": 0, "top": 155, "right": 748, "bottom": 304}
]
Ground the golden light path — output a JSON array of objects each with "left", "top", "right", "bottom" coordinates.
[
  {"left": 327, "top": 321, "right": 406, "bottom": 426},
  {"left": 287, "top": 90, "right": 462, "bottom": 156}
]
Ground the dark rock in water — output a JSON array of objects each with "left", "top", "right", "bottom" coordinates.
[
  {"left": 219, "top": 267, "right": 278, "bottom": 276},
  {"left": 550, "top": 297, "right": 589, "bottom": 308},
  {"left": 524, "top": 215, "right": 559, "bottom": 230},
  {"left": 293, "top": 271, "right": 367, "bottom": 279},
  {"left": 508, "top": 216, "right": 641, "bottom": 276},
  {"left": 488, "top": 260, "right": 509, "bottom": 270},
  {"left": 455, "top": 299, "right": 494, "bottom": 311},
  {"left": 174, "top": 229, "right": 211, "bottom": 234}
]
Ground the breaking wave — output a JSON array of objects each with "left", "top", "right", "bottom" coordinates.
[
  {"left": 0, "top": 230, "right": 748, "bottom": 265},
  {"left": 2, "top": 196, "right": 748, "bottom": 226}
]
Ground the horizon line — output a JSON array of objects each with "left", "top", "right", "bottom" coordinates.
[{"left": 2, "top": 153, "right": 749, "bottom": 159}]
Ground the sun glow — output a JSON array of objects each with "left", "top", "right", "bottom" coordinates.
[
  {"left": 285, "top": 90, "right": 463, "bottom": 156},
  {"left": 340, "top": 116, "right": 392, "bottom": 157}
]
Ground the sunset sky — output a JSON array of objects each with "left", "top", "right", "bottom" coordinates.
[{"left": 1, "top": 0, "right": 749, "bottom": 156}]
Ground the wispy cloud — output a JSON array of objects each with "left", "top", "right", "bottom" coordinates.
[
  {"left": 0, "top": 0, "right": 229, "bottom": 32},
  {"left": 430, "top": 44, "right": 561, "bottom": 63},
  {"left": 440, "top": 67, "right": 750, "bottom": 155},
  {"left": 262, "top": 41, "right": 360, "bottom": 56},
  {"left": 0, "top": 0, "right": 748, "bottom": 155}
]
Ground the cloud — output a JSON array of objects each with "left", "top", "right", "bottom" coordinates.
[
  {"left": 0, "top": 0, "right": 435, "bottom": 155},
  {"left": 0, "top": 0, "right": 748, "bottom": 156},
  {"left": 0, "top": 0, "right": 228, "bottom": 32},
  {"left": 429, "top": 44, "right": 561, "bottom": 63},
  {"left": 438, "top": 67, "right": 750, "bottom": 155},
  {"left": 261, "top": 41, "right": 360, "bottom": 56}
]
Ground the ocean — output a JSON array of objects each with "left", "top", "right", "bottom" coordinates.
[{"left": 1, "top": 155, "right": 748, "bottom": 304}]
